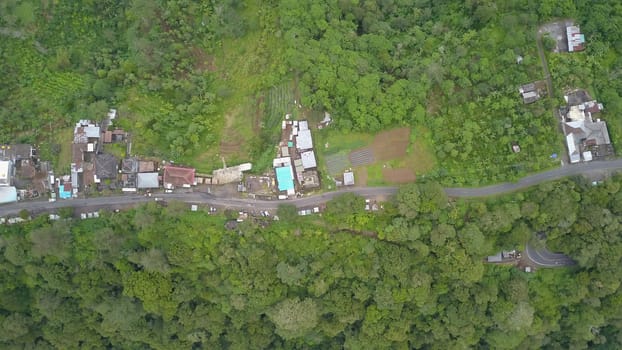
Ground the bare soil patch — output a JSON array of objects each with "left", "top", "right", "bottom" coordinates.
[
  {"left": 371, "top": 127, "right": 410, "bottom": 161},
  {"left": 382, "top": 168, "right": 416, "bottom": 183}
]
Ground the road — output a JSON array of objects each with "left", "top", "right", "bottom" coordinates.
[
  {"left": 3, "top": 159, "right": 622, "bottom": 218},
  {"left": 525, "top": 243, "right": 575, "bottom": 267},
  {"left": 445, "top": 158, "right": 622, "bottom": 197}
]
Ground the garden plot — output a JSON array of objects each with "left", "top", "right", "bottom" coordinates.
[
  {"left": 371, "top": 127, "right": 410, "bottom": 161},
  {"left": 382, "top": 168, "right": 416, "bottom": 183},
  {"left": 349, "top": 148, "right": 375, "bottom": 167},
  {"left": 325, "top": 153, "right": 350, "bottom": 176}
]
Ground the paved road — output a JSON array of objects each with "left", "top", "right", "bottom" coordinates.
[
  {"left": 525, "top": 243, "right": 575, "bottom": 267},
  {"left": 0, "top": 187, "right": 399, "bottom": 217},
  {"left": 445, "top": 158, "right": 622, "bottom": 197},
  {"left": 2, "top": 159, "right": 622, "bottom": 217}
]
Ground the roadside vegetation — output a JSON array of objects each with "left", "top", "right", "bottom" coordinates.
[{"left": 3, "top": 175, "right": 622, "bottom": 348}]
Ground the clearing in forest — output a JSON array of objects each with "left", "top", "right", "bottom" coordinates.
[{"left": 318, "top": 127, "right": 436, "bottom": 185}]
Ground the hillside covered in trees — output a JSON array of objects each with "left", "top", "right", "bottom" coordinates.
[{"left": 2, "top": 176, "right": 622, "bottom": 348}]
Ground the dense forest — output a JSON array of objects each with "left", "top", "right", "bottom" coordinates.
[
  {"left": 1, "top": 1, "right": 622, "bottom": 183},
  {"left": 2, "top": 176, "right": 622, "bottom": 348}
]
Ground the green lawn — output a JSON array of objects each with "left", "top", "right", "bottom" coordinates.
[
  {"left": 56, "top": 128, "right": 74, "bottom": 173},
  {"left": 315, "top": 130, "right": 374, "bottom": 156}
]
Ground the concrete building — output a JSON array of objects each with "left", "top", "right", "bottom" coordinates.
[
  {"left": 344, "top": 171, "right": 355, "bottom": 186},
  {"left": 0, "top": 161, "right": 12, "bottom": 186},
  {"left": 137, "top": 172, "right": 159, "bottom": 189},
  {"left": 300, "top": 150, "right": 317, "bottom": 169}
]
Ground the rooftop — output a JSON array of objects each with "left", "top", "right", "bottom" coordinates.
[
  {"left": 0, "top": 186, "right": 17, "bottom": 204},
  {"left": 301, "top": 170, "right": 320, "bottom": 189},
  {"left": 300, "top": 150, "right": 317, "bottom": 169},
  {"left": 296, "top": 129, "right": 313, "bottom": 150},
  {"left": 344, "top": 171, "right": 355, "bottom": 186},
  {"left": 122, "top": 158, "right": 139, "bottom": 173},
  {"left": 137, "top": 172, "right": 159, "bottom": 189},
  {"left": 565, "top": 119, "right": 612, "bottom": 163},
  {"left": 138, "top": 160, "right": 156, "bottom": 173},
  {"left": 163, "top": 166, "right": 195, "bottom": 188},
  {"left": 0, "top": 161, "right": 12, "bottom": 186},
  {"left": 95, "top": 153, "right": 119, "bottom": 179},
  {"left": 0, "top": 144, "right": 33, "bottom": 161},
  {"left": 567, "top": 26, "right": 585, "bottom": 52}
]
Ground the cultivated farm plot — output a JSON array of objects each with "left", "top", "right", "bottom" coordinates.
[
  {"left": 371, "top": 127, "right": 410, "bottom": 161},
  {"left": 266, "top": 83, "right": 295, "bottom": 124},
  {"left": 382, "top": 168, "right": 416, "bottom": 183},
  {"left": 341, "top": 127, "right": 435, "bottom": 184},
  {"left": 325, "top": 153, "right": 350, "bottom": 176},
  {"left": 349, "top": 148, "right": 375, "bottom": 167}
]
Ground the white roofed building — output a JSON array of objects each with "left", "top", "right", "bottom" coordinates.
[
  {"left": 296, "top": 129, "right": 313, "bottom": 150},
  {"left": 0, "top": 161, "right": 12, "bottom": 186},
  {"left": 301, "top": 150, "right": 317, "bottom": 169}
]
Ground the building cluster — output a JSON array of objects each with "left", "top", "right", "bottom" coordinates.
[
  {"left": 66, "top": 109, "right": 125, "bottom": 197},
  {"left": 566, "top": 25, "right": 585, "bottom": 52},
  {"left": 561, "top": 92, "right": 613, "bottom": 163},
  {"left": 274, "top": 118, "right": 320, "bottom": 198},
  {"left": 55, "top": 108, "right": 202, "bottom": 199},
  {"left": 0, "top": 144, "right": 48, "bottom": 204},
  {"left": 487, "top": 250, "right": 520, "bottom": 263},
  {"left": 518, "top": 80, "right": 547, "bottom": 104}
]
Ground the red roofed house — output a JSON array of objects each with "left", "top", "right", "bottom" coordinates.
[{"left": 163, "top": 166, "right": 195, "bottom": 189}]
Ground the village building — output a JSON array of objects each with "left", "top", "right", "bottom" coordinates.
[
  {"left": 301, "top": 170, "right": 320, "bottom": 189},
  {"left": 163, "top": 166, "right": 196, "bottom": 189},
  {"left": 567, "top": 25, "right": 585, "bottom": 52},
  {"left": 70, "top": 120, "right": 101, "bottom": 195},
  {"left": 94, "top": 153, "right": 118, "bottom": 181},
  {"left": 212, "top": 163, "right": 252, "bottom": 184},
  {"left": 139, "top": 160, "right": 157, "bottom": 173},
  {"left": 518, "top": 81, "right": 547, "bottom": 104},
  {"left": 487, "top": 250, "right": 519, "bottom": 263},
  {"left": 300, "top": 150, "right": 317, "bottom": 169},
  {"left": 296, "top": 129, "right": 313, "bottom": 151},
  {"left": 137, "top": 172, "right": 160, "bottom": 189},
  {"left": 343, "top": 171, "right": 355, "bottom": 186},
  {"left": 0, "top": 160, "right": 13, "bottom": 187},
  {"left": 272, "top": 118, "right": 322, "bottom": 196},
  {"left": 561, "top": 92, "right": 612, "bottom": 163}
]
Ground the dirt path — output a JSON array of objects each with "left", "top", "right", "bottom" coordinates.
[{"left": 535, "top": 29, "right": 554, "bottom": 98}]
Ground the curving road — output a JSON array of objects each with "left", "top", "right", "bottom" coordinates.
[
  {"left": 2, "top": 159, "right": 622, "bottom": 218},
  {"left": 525, "top": 243, "right": 575, "bottom": 267}
]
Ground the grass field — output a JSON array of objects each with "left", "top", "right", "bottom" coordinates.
[
  {"left": 316, "top": 127, "right": 436, "bottom": 186},
  {"left": 56, "top": 128, "right": 74, "bottom": 173},
  {"left": 193, "top": 1, "right": 289, "bottom": 172}
]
